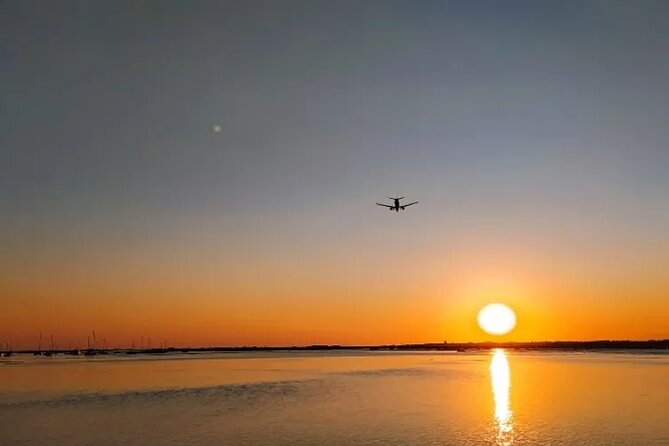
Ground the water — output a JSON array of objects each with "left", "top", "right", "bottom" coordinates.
[{"left": 1, "top": 350, "right": 668, "bottom": 445}]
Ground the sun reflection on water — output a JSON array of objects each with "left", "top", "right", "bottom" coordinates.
[{"left": 491, "top": 349, "right": 514, "bottom": 445}]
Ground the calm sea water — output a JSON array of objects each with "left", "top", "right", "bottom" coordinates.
[{"left": 1, "top": 350, "right": 668, "bottom": 445}]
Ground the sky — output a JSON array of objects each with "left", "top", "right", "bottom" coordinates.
[{"left": 2, "top": 0, "right": 669, "bottom": 349}]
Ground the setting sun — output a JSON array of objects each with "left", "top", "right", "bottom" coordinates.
[{"left": 478, "top": 304, "right": 517, "bottom": 336}]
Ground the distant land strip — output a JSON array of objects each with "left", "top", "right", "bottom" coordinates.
[{"left": 5, "top": 339, "right": 669, "bottom": 356}]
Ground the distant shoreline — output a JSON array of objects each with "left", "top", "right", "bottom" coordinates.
[{"left": 6, "top": 339, "right": 669, "bottom": 356}]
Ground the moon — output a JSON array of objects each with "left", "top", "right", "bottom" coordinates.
[
  {"left": 212, "top": 124, "right": 222, "bottom": 133},
  {"left": 478, "top": 303, "right": 516, "bottom": 335}
]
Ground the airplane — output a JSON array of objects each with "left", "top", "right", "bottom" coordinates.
[{"left": 376, "top": 196, "right": 418, "bottom": 212}]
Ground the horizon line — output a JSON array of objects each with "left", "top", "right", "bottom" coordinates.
[{"left": 6, "top": 338, "right": 669, "bottom": 354}]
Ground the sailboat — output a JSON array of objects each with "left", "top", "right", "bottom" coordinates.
[
  {"left": 0, "top": 343, "right": 12, "bottom": 357},
  {"left": 84, "top": 335, "right": 96, "bottom": 356},
  {"left": 34, "top": 332, "right": 46, "bottom": 356},
  {"left": 44, "top": 334, "right": 55, "bottom": 356}
]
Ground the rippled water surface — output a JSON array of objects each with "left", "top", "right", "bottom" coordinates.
[{"left": 1, "top": 350, "right": 668, "bottom": 445}]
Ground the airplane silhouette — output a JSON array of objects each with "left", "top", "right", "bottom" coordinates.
[{"left": 376, "top": 196, "right": 419, "bottom": 212}]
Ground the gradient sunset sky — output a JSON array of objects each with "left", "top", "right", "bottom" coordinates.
[{"left": 2, "top": 1, "right": 669, "bottom": 349}]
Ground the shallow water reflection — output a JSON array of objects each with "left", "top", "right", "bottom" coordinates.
[
  {"left": 2, "top": 351, "right": 669, "bottom": 445},
  {"left": 491, "top": 349, "right": 513, "bottom": 445}
]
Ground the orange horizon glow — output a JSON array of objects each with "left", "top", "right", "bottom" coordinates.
[
  {"left": 3, "top": 268, "right": 668, "bottom": 350},
  {"left": 3, "top": 199, "right": 669, "bottom": 351}
]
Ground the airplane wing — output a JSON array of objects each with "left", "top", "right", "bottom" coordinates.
[
  {"left": 403, "top": 201, "right": 419, "bottom": 207},
  {"left": 376, "top": 203, "right": 393, "bottom": 208}
]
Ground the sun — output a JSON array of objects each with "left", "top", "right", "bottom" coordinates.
[{"left": 478, "top": 303, "right": 516, "bottom": 336}]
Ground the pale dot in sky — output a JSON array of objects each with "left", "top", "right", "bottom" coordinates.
[{"left": 212, "top": 125, "right": 222, "bottom": 133}]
